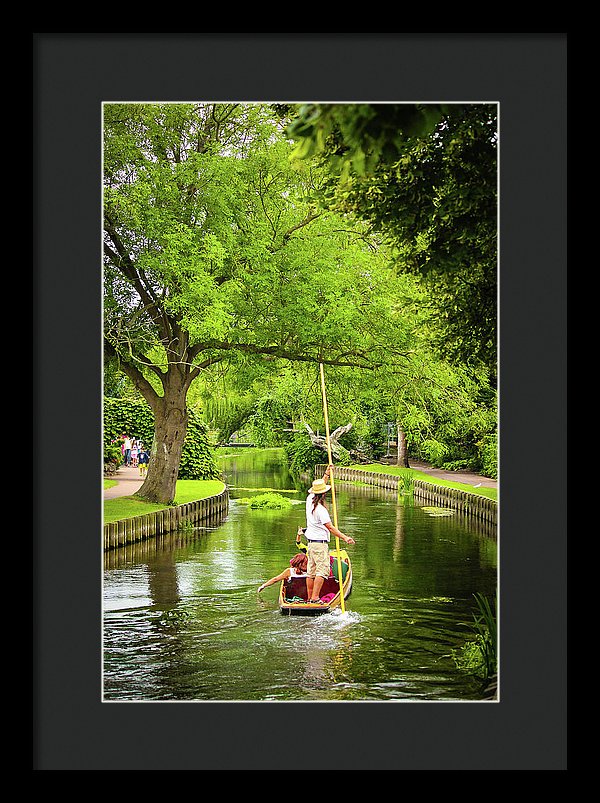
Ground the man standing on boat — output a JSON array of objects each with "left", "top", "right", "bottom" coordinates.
[{"left": 305, "top": 465, "right": 355, "bottom": 604}]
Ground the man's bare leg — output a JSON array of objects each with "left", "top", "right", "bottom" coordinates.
[{"left": 310, "top": 575, "right": 325, "bottom": 601}]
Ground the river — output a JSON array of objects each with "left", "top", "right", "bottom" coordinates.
[{"left": 103, "top": 448, "right": 498, "bottom": 702}]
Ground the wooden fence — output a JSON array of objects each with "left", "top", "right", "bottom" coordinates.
[
  {"left": 315, "top": 465, "right": 497, "bottom": 529},
  {"left": 103, "top": 487, "right": 229, "bottom": 551}
]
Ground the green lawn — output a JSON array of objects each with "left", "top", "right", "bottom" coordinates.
[
  {"left": 103, "top": 479, "right": 226, "bottom": 523},
  {"left": 104, "top": 478, "right": 118, "bottom": 490},
  {"left": 348, "top": 463, "right": 497, "bottom": 501}
]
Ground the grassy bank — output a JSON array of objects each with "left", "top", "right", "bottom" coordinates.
[
  {"left": 348, "top": 463, "right": 498, "bottom": 501},
  {"left": 215, "top": 447, "right": 497, "bottom": 501},
  {"left": 104, "top": 480, "right": 226, "bottom": 524}
]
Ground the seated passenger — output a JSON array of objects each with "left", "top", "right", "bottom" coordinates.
[{"left": 257, "top": 553, "right": 309, "bottom": 594}]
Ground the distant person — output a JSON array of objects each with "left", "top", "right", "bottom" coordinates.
[
  {"left": 138, "top": 443, "right": 150, "bottom": 476},
  {"left": 304, "top": 464, "right": 355, "bottom": 604},
  {"left": 130, "top": 439, "right": 138, "bottom": 468},
  {"left": 123, "top": 435, "right": 132, "bottom": 466}
]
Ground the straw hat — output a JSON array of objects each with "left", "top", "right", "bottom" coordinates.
[{"left": 309, "top": 478, "right": 331, "bottom": 494}]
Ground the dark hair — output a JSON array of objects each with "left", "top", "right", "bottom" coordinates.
[
  {"left": 311, "top": 492, "right": 327, "bottom": 513},
  {"left": 290, "top": 553, "right": 308, "bottom": 573}
]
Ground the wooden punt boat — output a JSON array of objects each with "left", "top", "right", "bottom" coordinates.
[{"left": 279, "top": 548, "right": 352, "bottom": 616}]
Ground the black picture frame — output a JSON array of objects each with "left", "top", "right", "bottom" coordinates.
[{"left": 34, "top": 32, "right": 567, "bottom": 771}]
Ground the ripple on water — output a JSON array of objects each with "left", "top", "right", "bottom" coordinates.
[{"left": 103, "top": 450, "right": 497, "bottom": 702}]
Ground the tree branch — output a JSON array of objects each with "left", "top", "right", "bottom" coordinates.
[
  {"left": 303, "top": 420, "right": 353, "bottom": 460},
  {"left": 103, "top": 217, "right": 182, "bottom": 349},
  {"left": 193, "top": 339, "right": 381, "bottom": 369},
  {"left": 281, "top": 211, "right": 323, "bottom": 244},
  {"left": 104, "top": 337, "right": 162, "bottom": 407}
]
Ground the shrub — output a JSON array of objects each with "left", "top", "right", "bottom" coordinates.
[
  {"left": 353, "top": 407, "right": 388, "bottom": 459},
  {"left": 103, "top": 397, "right": 220, "bottom": 480},
  {"left": 238, "top": 493, "right": 293, "bottom": 509},
  {"left": 334, "top": 445, "right": 352, "bottom": 466},
  {"left": 178, "top": 411, "right": 221, "bottom": 480},
  {"left": 478, "top": 432, "right": 498, "bottom": 479},
  {"left": 284, "top": 434, "right": 325, "bottom": 475},
  {"left": 452, "top": 593, "right": 497, "bottom": 684},
  {"left": 441, "top": 458, "right": 478, "bottom": 472},
  {"left": 419, "top": 438, "right": 449, "bottom": 466},
  {"left": 104, "top": 443, "right": 123, "bottom": 467},
  {"left": 103, "top": 397, "right": 154, "bottom": 448}
]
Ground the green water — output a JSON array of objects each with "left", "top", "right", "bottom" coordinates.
[{"left": 103, "top": 448, "right": 498, "bottom": 701}]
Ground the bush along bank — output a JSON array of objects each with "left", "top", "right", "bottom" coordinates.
[{"left": 103, "top": 397, "right": 221, "bottom": 480}]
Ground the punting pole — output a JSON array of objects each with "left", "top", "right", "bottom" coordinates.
[{"left": 319, "top": 362, "right": 346, "bottom": 614}]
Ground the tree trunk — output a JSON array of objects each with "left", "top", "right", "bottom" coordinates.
[
  {"left": 396, "top": 422, "right": 410, "bottom": 468},
  {"left": 304, "top": 421, "right": 352, "bottom": 461},
  {"left": 136, "top": 387, "right": 189, "bottom": 504}
]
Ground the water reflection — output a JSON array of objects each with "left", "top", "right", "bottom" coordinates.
[{"left": 103, "top": 448, "right": 497, "bottom": 702}]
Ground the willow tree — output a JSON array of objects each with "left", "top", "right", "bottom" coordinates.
[{"left": 103, "top": 102, "right": 404, "bottom": 503}]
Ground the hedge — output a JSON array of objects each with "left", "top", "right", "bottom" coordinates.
[{"left": 103, "top": 397, "right": 220, "bottom": 480}]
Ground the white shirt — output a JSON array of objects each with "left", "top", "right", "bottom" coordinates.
[{"left": 305, "top": 494, "right": 331, "bottom": 542}]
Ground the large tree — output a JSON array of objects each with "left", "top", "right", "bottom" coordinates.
[
  {"left": 286, "top": 103, "right": 498, "bottom": 379},
  {"left": 194, "top": 265, "right": 497, "bottom": 476},
  {"left": 103, "top": 103, "right": 404, "bottom": 503}
]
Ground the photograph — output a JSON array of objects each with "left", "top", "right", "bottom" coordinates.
[
  {"left": 35, "top": 33, "right": 566, "bottom": 771},
  {"left": 101, "top": 100, "right": 499, "bottom": 703}
]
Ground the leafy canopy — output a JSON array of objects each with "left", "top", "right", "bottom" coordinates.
[
  {"left": 286, "top": 103, "right": 498, "bottom": 377},
  {"left": 103, "top": 102, "right": 410, "bottom": 378}
]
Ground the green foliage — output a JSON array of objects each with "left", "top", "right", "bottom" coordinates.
[
  {"left": 473, "top": 593, "right": 497, "bottom": 673},
  {"left": 237, "top": 492, "right": 293, "bottom": 509},
  {"left": 352, "top": 404, "right": 389, "bottom": 460},
  {"left": 103, "top": 397, "right": 155, "bottom": 448},
  {"left": 452, "top": 593, "right": 497, "bottom": 683},
  {"left": 478, "top": 432, "right": 498, "bottom": 479},
  {"left": 397, "top": 469, "right": 414, "bottom": 495},
  {"left": 389, "top": 359, "right": 498, "bottom": 476},
  {"left": 103, "top": 397, "right": 220, "bottom": 480},
  {"left": 247, "top": 395, "right": 291, "bottom": 447},
  {"left": 286, "top": 103, "right": 497, "bottom": 378},
  {"left": 452, "top": 638, "right": 489, "bottom": 679},
  {"left": 417, "top": 438, "right": 449, "bottom": 466},
  {"left": 334, "top": 445, "right": 352, "bottom": 466},
  {"left": 284, "top": 434, "right": 325, "bottom": 475},
  {"left": 200, "top": 392, "right": 255, "bottom": 444},
  {"left": 103, "top": 356, "right": 135, "bottom": 398},
  {"left": 103, "top": 102, "right": 497, "bottom": 495},
  {"left": 105, "top": 102, "right": 405, "bottom": 375},
  {"left": 178, "top": 410, "right": 221, "bottom": 480},
  {"left": 104, "top": 443, "right": 123, "bottom": 467},
  {"left": 287, "top": 103, "right": 446, "bottom": 176},
  {"left": 104, "top": 103, "right": 408, "bottom": 497}
]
